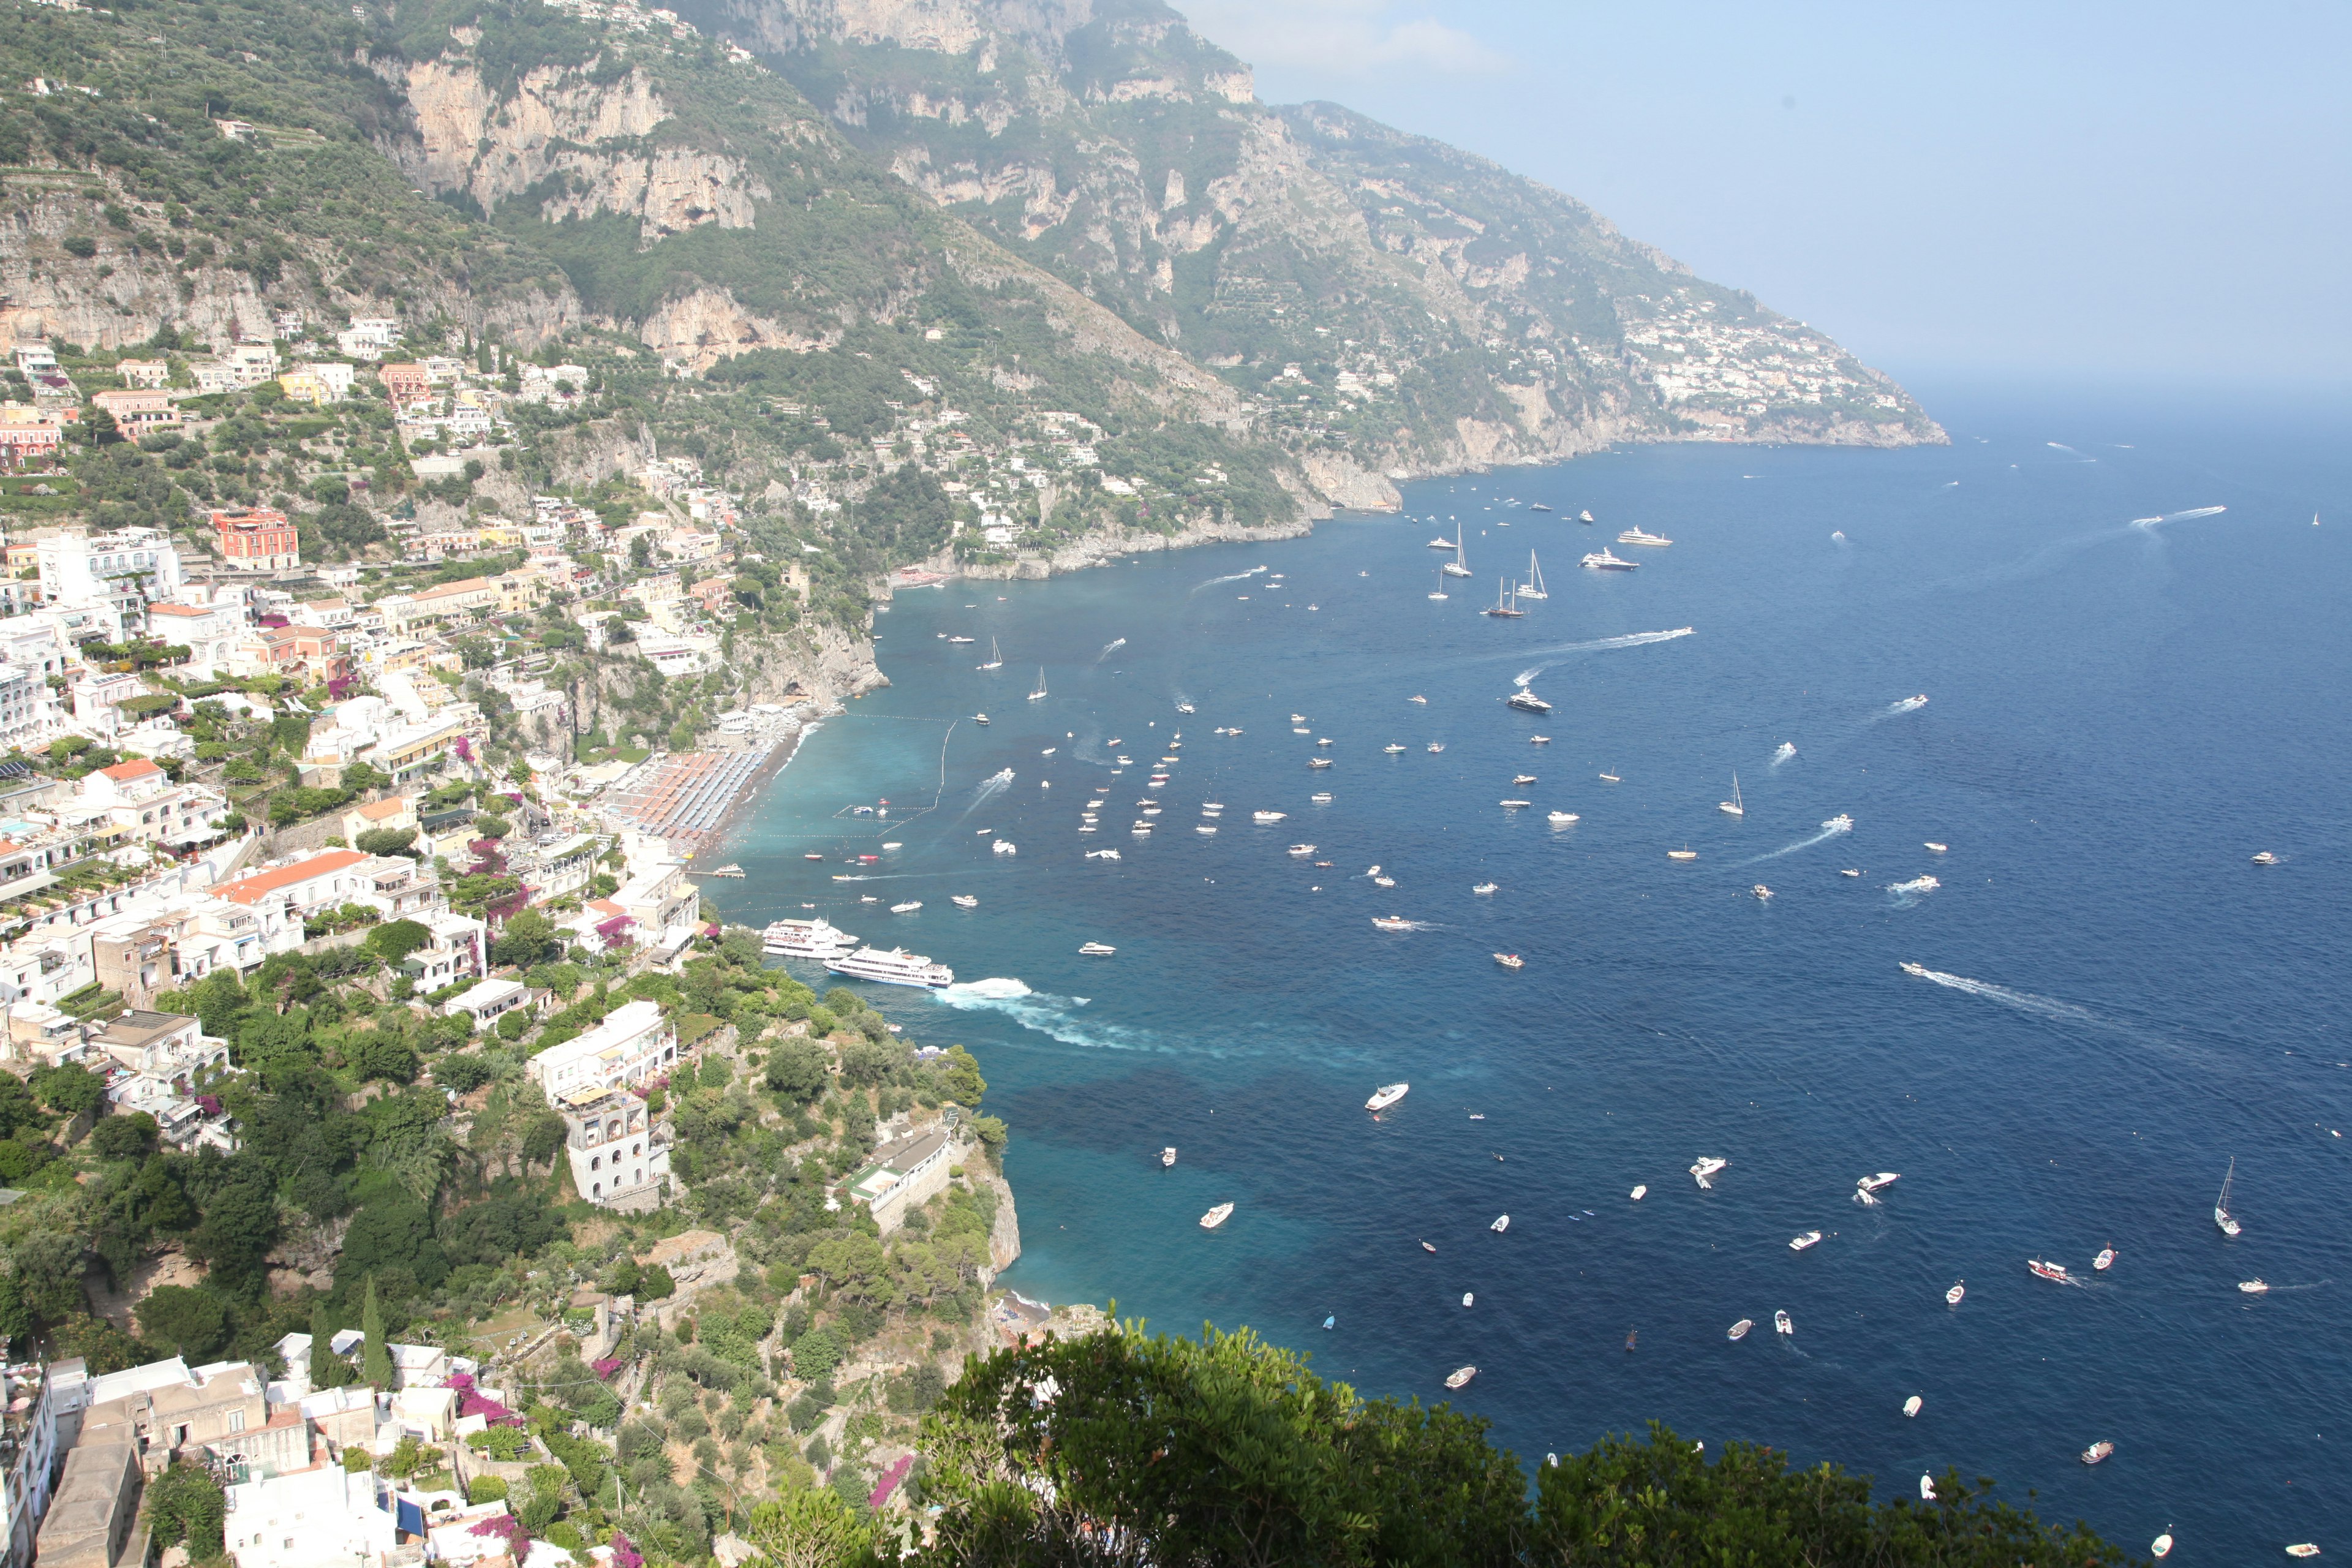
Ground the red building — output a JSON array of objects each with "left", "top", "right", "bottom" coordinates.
[
  {"left": 211, "top": 505, "right": 300, "bottom": 573},
  {"left": 379, "top": 362, "right": 431, "bottom": 404}
]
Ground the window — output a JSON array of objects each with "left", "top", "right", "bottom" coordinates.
[{"left": 228, "top": 1409, "right": 245, "bottom": 1433}]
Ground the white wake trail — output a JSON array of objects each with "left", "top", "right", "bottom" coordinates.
[
  {"left": 1191, "top": 566, "right": 1267, "bottom": 594},
  {"left": 2130, "top": 504, "right": 2227, "bottom": 532},
  {"left": 1743, "top": 815, "right": 1853, "bottom": 865},
  {"left": 935, "top": 978, "right": 1157, "bottom": 1052},
  {"left": 956, "top": 769, "right": 1015, "bottom": 823},
  {"left": 1098, "top": 637, "right": 1127, "bottom": 661},
  {"left": 1901, "top": 964, "right": 2120, "bottom": 1031},
  {"left": 1885, "top": 875, "right": 1940, "bottom": 907},
  {"left": 1504, "top": 627, "right": 1695, "bottom": 685},
  {"left": 1866, "top": 695, "right": 1929, "bottom": 723}
]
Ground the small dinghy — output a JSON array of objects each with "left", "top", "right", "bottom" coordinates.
[
  {"left": 1445, "top": 1366, "right": 1477, "bottom": 1390},
  {"left": 1946, "top": 1281, "right": 1966, "bottom": 1305},
  {"left": 1490, "top": 1215, "right": 1510, "bottom": 1233},
  {"left": 1630, "top": 1185, "right": 1647, "bottom": 1200},
  {"left": 1774, "top": 1310, "right": 1793, "bottom": 1336},
  {"left": 1462, "top": 1292, "right": 1474, "bottom": 1308},
  {"left": 1727, "top": 1319, "right": 1752, "bottom": 1341},
  {"left": 1904, "top": 1395, "right": 1923, "bottom": 1418},
  {"left": 2080, "top": 1441, "right": 2114, "bottom": 1465}
]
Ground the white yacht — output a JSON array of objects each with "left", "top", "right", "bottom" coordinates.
[
  {"left": 1506, "top": 690, "right": 1552, "bottom": 714},
  {"left": 1578, "top": 510, "right": 1596, "bottom": 522},
  {"left": 1027, "top": 666, "right": 1049, "bottom": 701},
  {"left": 1200, "top": 1203, "right": 1234, "bottom": 1229},
  {"left": 1547, "top": 812, "right": 1579, "bottom": 826},
  {"left": 1618, "top": 526, "right": 1673, "bottom": 547},
  {"left": 2237, "top": 1278, "right": 2269, "bottom": 1295},
  {"left": 763, "top": 918, "right": 858, "bottom": 959},
  {"left": 951, "top": 895, "right": 978, "bottom": 909},
  {"left": 1366, "top": 1082, "right": 1409, "bottom": 1112},
  {"left": 1177, "top": 701, "right": 1195, "bottom": 714},
  {"left": 1473, "top": 881, "right": 1498, "bottom": 895},
  {"left": 993, "top": 840, "right": 1017, "bottom": 856},
  {"left": 1790, "top": 1231, "right": 1822, "bottom": 1251},
  {"left": 1384, "top": 742, "right": 1408, "bottom": 753},
  {"left": 1580, "top": 549, "right": 1638, "bottom": 570},
  {"left": 1409, "top": 694, "right": 1428, "bottom": 704},
  {"left": 1858, "top": 1172, "right": 1901, "bottom": 1193},
  {"left": 1309, "top": 756, "right": 1333, "bottom": 769},
  {"left": 824, "top": 946, "right": 954, "bottom": 988},
  {"left": 1924, "top": 841, "right": 1948, "bottom": 854},
  {"left": 1253, "top": 810, "right": 1287, "bottom": 824},
  {"left": 1079, "top": 942, "right": 1116, "bottom": 956},
  {"left": 889, "top": 900, "right": 922, "bottom": 914},
  {"left": 1690, "top": 1156, "right": 1729, "bottom": 1189},
  {"left": 1719, "top": 774, "right": 1744, "bottom": 816}
]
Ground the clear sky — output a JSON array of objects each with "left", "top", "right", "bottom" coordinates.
[{"left": 1169, "top": 1, "right": 2351, "bottom": 385}]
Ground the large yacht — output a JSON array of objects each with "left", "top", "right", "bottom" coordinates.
[
  {"left": 1580, "top": 549, "right": 1638, "bottom": 571},
  {"left": 823, "top": 946, "right": 955, "bottom": 989},
  {"left": 1507, "top": 690, "right": 1553, "bottom": 714},
  {"left": 763, "top": 918, "right": 858, "bottom": 959},
  {"left": 1618, "top": 526, "right": 1673, "bottom": 547}
]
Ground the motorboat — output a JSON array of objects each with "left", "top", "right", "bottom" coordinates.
[
  {"left": 1254, "top": 810, "right": 1287, "bottom": 823},
  {"left": 1580, "top": 549, "right": 1637, "bottom": 570},
  {"left": 1428, "top": 742, "right": 1446, "bottom": 753},
  {"left": 1947, "top": 1281, "right": 1966, "bottom": 1305},
  {"left": 1493, "top": 953, "right": 1524, "bottom": 970},
  {"left": 1161, "top": 1147, "right": 1176, "bottom": 1167},
  {"left": 824, "top": 946, "right": 954, "bottom": 988},
  {"left": 951, "top": 895, "right": 978, "bottom": 908},
  {"left": 2237, "top": 1278, "right": 2269, "bottom": 1295},
  {"left": 1079, "top": 942, "right": 1116, "bottom": 956},
  {"left": 1720, "top": 774, "right": 1744, "bottom": 816},
  {"left": 1752, "top": 884, "right": 1774, "bottom": 901},
  {"left": 1823, "top": 813, "right": 1853, "bottom": 832},
  {"left": 2215, "top": 1157, "right": 2242, "bottom": 1236},
  {"left": 1085, "top": 849, "right": 1121, "bottom": 861},
  {"left": 1422, "top": 1240, "right": 1437, "bottom": 1253},
  {"left": 1196, "top": 824, "right": 1218, "bottom": 835},
  {"left": 1858, "top": 1172, "right": 1901, "bottom": 1193},
  {"left": 1366, "top": 1082, "right": 1410, "bottom": 1112},
  {"left": 1668, "top": 846, "right": 1698, "bottom": 861},
  {"left": 1790, "top": 1231, "right": 1822, "bottom": 1251},
  {"left": 1618, "top": 526, "right": 1673, "bottom": 547},
  {"left": 1409, "top": 694, "right": 1428, "bottom": 704},
  {"left": 1490, "top": 1214, "right": 1510, "bottom": 1233},
  {"left": 2094, "top": 1248, "right": 2116, "bottom": 1270},
  {"left": 1444, "top": 1366, "right": 1477, "bottom": 1390},
  {"left": 1499, "top": 799, "right": 1532, "bottom": 809},
  {"left": 1530, "top": 735, "right": 1551, "bottom": 744},
  {"left": 1512, "top": 775, "right": 1537, "bottom": 786},
  {"left": 804, "top": 853, "right": 826, "bottom": 860},
  {"left": 1690, "top": 1156, "right": 1728, "bottom": 1189},
  {"left": 1472, "top": 882, "right": 1498, "bottom": 894},
  {"left": 1841, "top": 868, "right": 1861, "bottom": 877},
  {"left": 993, "top": 840, "right": 1017, "bottom": 856},
  {"left": 1630, "top": 1185, "right": 1647, "bottom": 1200},
  {"left": 1308, "top": 756, "right": 1333, "bottom": 769},
  {"left": 1579, "top": 510, "right": 1595, "bottom": 522},
  {"left": 1177, "top": 701, "right": 1195, "bottom": 714},
  {"left": 1200, "top": 1203, "right": 1234, "bottom": 1229},
  {"left": 2152, "top": 1532, "right": 2173, "bottom": 1558},
  {"left": 1202, "top": 801, "right": 1224, "bottom": 812},
  {"left": 1904, "top": 1396, "right": 1923, "bottom": 1418},
  {"left": 1462, "top": 1292, "right": 1475, "bottom": 1308},
  {"left": 1774, "top": 1310, "right": 1792, "bottom": 1336},
  {"left": 1727, "top": 1319, "right": 1752, "bottom": 1341},
  {"left": 1373, "top": 876, "right": 1396, "bottom": 888},
  {"left": 1384, "top": 743, "right": 1409, "bottom": 754},
  {"left": 2027, "top": 1259, "right": 2071, "bottom": 1284},
  {"left": 2080, "top": 1442, "right": 2114, "bottom": 1465},
  {"left": 1287, "top": 843, "right": 1316, "bottom": 856},
  {"left": 1529, "top": 502, "right": 1552, "bottom": 512},
  {"left": 1371, "top": 916, "right": 1415, "bottom": 932},
  {"left": 890, "top": 900, "right": 922, "bottom": 914},
  {"left": 973, "top": 713, "right": 989, "bottom": 724},
  {"left": 1547, "top": 810, "right": 1578, "bottom": 824},
  {"left": 1506, "top": 690, "right": 1553, "bottom": 714},
  {"left": 2251, "top": 851, "right": 2280, "bottom": 865},
  {"left": 2286, "top": 1548, "right": 2320, "bottom": 1560},
  {"left": 1310, "top": 793, "right": 1333, "bottom": 803},
  {"left": 1774, "top": 742, "right": 1797, "bottom": 762},
  {"left": 1316, "top": 737, "right": 1333, "bottom": 747}
]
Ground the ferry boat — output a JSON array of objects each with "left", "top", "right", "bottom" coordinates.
[
  {"left": 1690, "top": 1156, "right": 1728, "bottom": 1189},
  {"left": 1444, "top": 1366, "right": 1477, "bottom": 1390},
  {"left": 1079, "top": 942, "right": 1116, "bottom": 956},
  {"left": 889, "top": 900, "right": 922, "bottom": 914},
  {"left": 2250, "top": 851, "right": 2280, "bottom": 865},
  {"left": 1490, "top": 1214, "right": 1509, "bottom": 1232},
  {"left": 1790, "top": 1231, "right": 1822, "bottom": 1251},
  {"left": 1371, "top": 916, "right": 1414, "bottom": 932},
  {"left": 1200, "top": 1203, "right": 1234, "bottom": 1229},
  {"left": 2080, "top": 1442, "right": 2114, "bottom": 1466},
  {"left": 1507, "top": 690, "right": 1553, "bottom": 714},
  {"left": 1580, "top": 549, "right": 1638, "bottom": 571},
  {"left": 1774, "top": 1310, "right": 1792, "bottom": 1336},
  {"left": 2027, "top": 1258, "right": 2071, "bottom": 1284},
  {"left": 951, "top": 895, "right": 978, "bottom": 908},
  {"left": 1254, "top": 810, "right": 1287, "bottom": 824},
  {"left": 824, "top": 946, "right": 954, "bottom": 988},
  {"left": 1947, "top": 1281, "right": 1966, "bottom": 1305},
  {"left": 1161, "top": 1147, "right": 1177, "bottom": 1167},
  {"left": 1366, "top": 1082, "right": 1409, "bottom": 1112},
  {"left": 1618, "top": 526, "right": 1673, "bottom": 547},
  {"left": 1493, "top": 953, "right": 1524, "bottom": 970},
  {"left": 763, "top": 918, "right": 858, "bottom": 959}
]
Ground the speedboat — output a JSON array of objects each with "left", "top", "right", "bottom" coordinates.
[
  {"left": 1773, "top": 1310, "right": 1792, "bottom": 1336},
  {"left": 1079, "top": 942, "right": 1115, "bottom": 956},
  {"left": 1668, "top": 846, "right": 1698, "bottom": 861},
  {"left": 2237, "top": 1278, "right": 2269, "bottom": 1294},
  {"left": 1444, "top": 1366, "right": 1477, "bottom": 1390},
  {"left": 2251, "top": 851, "right": 2280, "bottom": 865},
  {"left": 951, "top": 895, "right": 978, "bottom": 908},
  {"left": 1085, "top": 849, "right": 1121, "bottom": 861},
  {"left": 1547, "top": 812, "right": 1578, "bottom": 826},
  {"left": 1366, "top": 1082, "right": 1409, "bottom": 1112},
  {"left": 1371, "top": 916, "right": 1414, "bottom": 932},
  {"left": 1727, "top": 1319, "right": 1752, "bottom": 1341},
  {"left": 804, "top": 853, "right": 825, "bottom": 861},
  {"left": 1493, "top": 953, "right": 1524, "bottom": 970},
  {"left": 2080, "top": 1442, "right": 2114, "bottom": 1465},
  {"left": 2027, "top": 1259, "right": 2071, "bottom": 1283},
  {"left": 1384, "top": 743, "right": 1408, "bottom": 754},
  {"left": 2094, "top": 1248, "right": 2116, "bottom": 1270},
  {"left": 1254, "top": 810, "right": 1286, "bottom": 823},
  {"left": 1752, "top": 884, "right": 1774, "bottom": 900},
  {"left": 1472, "top": 882, "right": 1498, "bottom": 895},
  {"left": 1200, "top": 1203, "right": 1234, "bottom": 1229},
  {"left": 1901, "top": 961, "right": 1928, "bottom": 976},
  {"left": 1904, "top": 1396, "right": 1923, "bottom": 1418},
  {"left": 1947, "top": 1281, "right": 1966, "bottom": 1305},
  {"left": 1161, "top": 1147, "right": 1176, "bottom": 1167},
  {"left": 890, "top": 900, "right": 921, "bottom": 914},
  {"left": 1490, "top": 1215, "right": 1509, "bottom": 1233},
  {"left": 2286, "top": 1548, "right": 2320, "bottom": 1560},
  {"left": 1774, "top": 742, "right": 1797, "bottom": 763},
  {"left": 974, "top": 713, "right": 989, "bottom": 725},
  {"left": 1789, "top": 1231, "right": 1822, "bottom": 1251},
  {"left": 1924, "top": 841, "right": 1948, "bottom": 853},
  {"left": 1372, "top": 876, "right": 1396, "bottom": 887},
  {"left": 1823, "top": 814, "right": 1853, "bottom": 832}
]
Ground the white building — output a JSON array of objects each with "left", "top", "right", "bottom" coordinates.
[
  {"left": 211, "top": 848, "right": 442, "bottom": 924},
  {"left": 440, "top": 977, "right": 526, "bottom": 1027},
  {"left": 146, "top": 597, "right": 254, "bottom": 677},
  {"left": 526, "top": 998, "right": 676, "bottom": 1101},
  {"left": 223, "top": 1446, "right": 400, "bottom": 1568},
  {"left": 0, "top": 662, "right": 56, "bottom": 748},
  {"left": 35, "top": 527, "right": 186, "bottom": 605},
  {"left": 555, "top": 1084, "right": 668, "bottom": 1210},
  {"left": 0, "top": 1360, "right": 61, "bottom": 1568}
]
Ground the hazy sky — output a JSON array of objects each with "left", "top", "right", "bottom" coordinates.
[{"left": 1170, "top": 1, "right": 2350, "bottom": 385}]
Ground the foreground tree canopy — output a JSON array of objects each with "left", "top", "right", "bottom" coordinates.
[{"left": 756, "top": 1322, "right": 2132, "bottom": 1567}]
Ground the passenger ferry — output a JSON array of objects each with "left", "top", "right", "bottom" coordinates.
[
  {"left": 823, "top": 946, "right": 954, "bottom": 989},
  {"left": 763, "top": 918, "right": 858, "bottom": 959}
]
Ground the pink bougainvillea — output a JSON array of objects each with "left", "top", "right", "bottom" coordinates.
[
  {"left": 608, "top": 1531, "right": 643, "bottom": 1568},
  {"left": 454, "top": 736, "right": 474, "bottom": 763},
  {"left": 870, "top": 1452, "right": 916, "bottom": 1509},
  {"left": 469, "top": 1513, "right": 527, "bottom": 1554},
  {"left": 591, "top": 1357, "right": 622, "bottom": 1381},
  {"left": 595, "top": 915, "right": 634, "bottom": 940}
]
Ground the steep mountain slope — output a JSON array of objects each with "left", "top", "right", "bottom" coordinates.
[{"left": 677, "top": 0, "right": 1943, "bottom": 503}]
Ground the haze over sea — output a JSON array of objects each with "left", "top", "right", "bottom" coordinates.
[{"left": 706, "top": 382, "right": 2350, "bottom": 1556}]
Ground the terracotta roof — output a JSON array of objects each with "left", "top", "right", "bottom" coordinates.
[
  {"left": 215, "top": 849, "right": 368, "bottom": 904},
  {"left": 99, "top": 760, "right": 163, "bottom": 781},
  {"left": 146, "top": 603, "right": 211, "bottom": 617},
  {"left": 354, "top": 797, "right": 410, "bottom": 821}
]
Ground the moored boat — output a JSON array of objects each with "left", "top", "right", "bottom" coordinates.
[
  {"left": 1790, "top": 1231, "right": 1823, "bottom": 1251},
  {"left": 2251, "top": 851, "right": 2280, "bottom": 865},
  {"left": 2080, "top": 1441, "right": 2114, "bottom": 1465},
  {"left": 1490, "top": 1214, "right": 1509, "bottom": 1233},
  {"left": 1580, "top": 549, "right": 1638, "bottom": 570},
  {"left": 763, "top": 918, "right": 858, "bottom": 959},
  {"left": 1366, "top": 1082, "right": 1410, "bottom": 1112},
  {"left": 1079, "top": 942, "right": 1116, "bottom": 956},
  {"left": 1372, "top": 916, "right": 1414, "bottom": 932},
  {"left": 1444, "top": 1366, "right": 1477, "bottom": 1390},
  {"left": 1200, "top": 1203, "right": 1234, "bottom": 1229},
  {"left": 1493, "top": 953, "right": 1524, "bottom": 970},
  {"left": 2094, "top": 1247, "right": 2116, "bottom": 1270},
  {"left": 2238, "top": 1278, "right": 2270, "bottom": 1294},
  {"left": 1727, "top": 1319, "right": 1752, "bottom": 1341},
  {"left": 2215, "top": 1157, "right": 2242, "bottom": 1236},
  {"left": 1161, "top": 1147, "right": 1176, "bottom": 1167},
  {"left": 1904, "top": 1395, "right": 1923, "bottom": 1418},
  {"left": 1946, "top": 1281, "right": 1966, "bottom": 1305},
  {"left": 2027, "top": 1258, "right": 2071, "bottom": 1284},
  {"left": 824, "top": 945, "right": 954, "bottom": 988}
]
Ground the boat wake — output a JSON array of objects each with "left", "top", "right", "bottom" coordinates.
[
  {"left": 2128, "top": 504, "right": 2227, "bottom": 532},
  {"left": 935, "top": 978, "right": 1155, "bottom": 1052},
  {"left": 1901, "top": 965, "right": 2119, "bottom": 1031},
  {"left": 1884, "top": 875, "right": 1941, "bottom": 907},
  {"left": 2046, "top": 441, "right": 2094, "bottom": 461},
  {"left": 1098, "top": 637, "right": 1127, "bottom": 661},
  {"left": 1192, "top": 566, "right": 1267, "bottom": 594},
  {"left": 1870, "top": 695, "right": 1929, "bottom": 722},
  {"left": 1744, "top": 816, "right": 1853, "bottom": 865},
  {"left": 957, "top": 769, "right": 1016, "bottom": 822},
  {"left": 1505, "top": 627, "right": 1695, "bottom": 685}
]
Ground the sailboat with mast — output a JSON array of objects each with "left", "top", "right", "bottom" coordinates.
[
  {"left": 2214, "top": 1158, "right": 2241, "bottom": 1236},
  {"left": 1442, "top": 522, "right": 1474, "bottom": 578},
  {"left": 1482, "top": 579, "right": 1525, "bottom": 618},
  {"left": 1517, "top": 551, "right": 1547, "bottom": 600},
  {"left": 1719, "top": 773, "right": 1744, "bottom": 816},
  {"left": 1027, "top": 666, "right": 1049, "bottom": 702},
  {"left": 977, "top": 637, "right": 1003, "bottom": 671},
  {"left": 1428, "top": 569, "right": 1449, "bottom": 602}
]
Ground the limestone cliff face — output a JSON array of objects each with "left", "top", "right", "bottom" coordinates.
[{"left": 637, "top": 287, "right": 831, "bottom": 371}]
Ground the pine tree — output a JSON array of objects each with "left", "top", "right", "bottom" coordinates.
[
  {"left": 362, "top": 1276, "right": 392, "bottom": 1387},
  {"left": 309, "top": 1302, "right": 352, "bottom": 1390}
]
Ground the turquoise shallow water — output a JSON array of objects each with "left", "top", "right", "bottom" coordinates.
[{"left": 706, "top": 382, "right": 2351, "bottom": 1556}]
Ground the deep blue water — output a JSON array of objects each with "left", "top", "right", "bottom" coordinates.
[{"left": 707, "top": 383, "right": 2352, "bottom": 1558}]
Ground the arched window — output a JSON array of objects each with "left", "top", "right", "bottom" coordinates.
[
  {"left": 592, "top": 1182, "right": 601, "bottom": 1197},
  {"left": 590, "top": 1155, "right": 601, "bottom": 1170}
]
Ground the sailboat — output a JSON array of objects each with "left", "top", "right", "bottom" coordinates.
[
  {"left": 978, "top": 637, "right": 1003, "bottom": 671},
  {"left": 1428, "top": 570, "right": 1449, "bottom": 602},
  {"left": 1027, "top": 666, "right": 1048, "bottom": 702},
  {"left": 1517, "top": 551, "right": 1547, "bottom": 600},
  {"left": 1482, "top": 579, "right": 1525, "bottom": 618},
  {"left": 2214, "top": 1157, "right": 2241, "bottom": 1236},
  {"left": 1442, "top": 523, "right": 1474, "bottom": 578},
  {"left": 1719, "top": 773, "right": 1744, "bottom": 816}
]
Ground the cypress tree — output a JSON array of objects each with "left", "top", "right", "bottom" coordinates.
[
  {"left": 362, "top": 1276, "right": 392, "bottom": 1387},
  {"left": 309, "top": 1301, "right": 352, "bottom": 1389}
]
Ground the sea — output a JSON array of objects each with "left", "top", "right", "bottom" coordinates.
[{"left": 703, "top": 380, "right": 2351, "bottom": 1557}]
